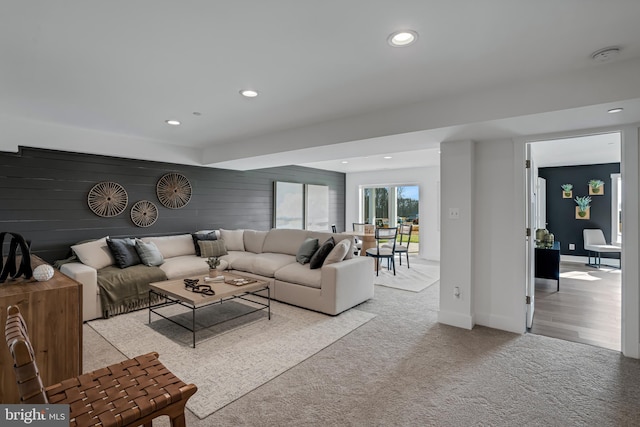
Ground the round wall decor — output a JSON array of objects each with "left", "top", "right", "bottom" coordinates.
[
  {"left": 87, "top": 182, "right": 128, "bottom": 217},
  {"left": 130, "top": 200, "right": 158, "bottom": 227},
  {"left": 156, "top": 173, "right": 192, "bottom": 209}
]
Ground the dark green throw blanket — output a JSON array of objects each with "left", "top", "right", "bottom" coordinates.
[{"left": 97, "top": 265, "right": 167, "bottom": 318}]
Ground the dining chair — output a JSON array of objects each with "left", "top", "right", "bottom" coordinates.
[
  {"left": 386, "top": 223, "right": 412, "bottom": 268},
  {"left": 365, "top": 227, "right": 398, "bottom": 276},
  {"left": 5, "top": 305, "right": 197, "bottom": 427},
  {"left": 352, "top": 223, "right": 366, "bottom": 255}
]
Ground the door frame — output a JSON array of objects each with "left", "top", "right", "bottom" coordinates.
[{"left": 516, "top": 124, "right": 639, "bottom": 358}]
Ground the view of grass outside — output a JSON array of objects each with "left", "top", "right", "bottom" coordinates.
[{"left": 363, "top": 185, "right": 419, "bottom": 249}]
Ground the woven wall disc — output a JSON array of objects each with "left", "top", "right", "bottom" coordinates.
[
  {"left": 156, "top": 173, "right": 192, "bottom": 209},
  {"left": 87, "top": 182, "right": 128, "bottom": 217},
  {"left": 130, "top": 200, "right": 158, "bottom": 227}
]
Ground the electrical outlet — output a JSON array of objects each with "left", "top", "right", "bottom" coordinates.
[
  {"left": 454, "top": 286, "right": 461, "bottom": 298},
  {"left": 569, "top": 243, "right": 575, "bottom": 250},
  {"left": 448, "top": 208, "right": 460, "bottom": 220}
]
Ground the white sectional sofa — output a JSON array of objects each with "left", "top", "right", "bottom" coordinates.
[{"left": 61, "top": 228, "right": 374, "bottom": 321}]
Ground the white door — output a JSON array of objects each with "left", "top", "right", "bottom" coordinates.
[{"left": 526, "top": 144, "right": 536, "bottom": 329}]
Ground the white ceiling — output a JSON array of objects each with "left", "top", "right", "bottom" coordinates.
[{"left": 1, "top": 1, "right": 639, "bottom": 172}]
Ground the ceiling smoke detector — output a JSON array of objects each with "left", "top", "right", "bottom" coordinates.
[{"left": 591, "top": 47, "right": 621, "bottom": 62}]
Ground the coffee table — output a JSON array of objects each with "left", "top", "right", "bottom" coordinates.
[{"left": 148, "top": 272, "right": 270, "bottom": 347}]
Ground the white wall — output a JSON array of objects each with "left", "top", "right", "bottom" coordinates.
[
  {"left": 438, "top": 140, "right": 475, "bottom": 329},
  {"left": 439, "top": 126, "right": 640, "bottom": 357},
  {"left": 345, "top": 166, "right": 440, "bottom": 261}
]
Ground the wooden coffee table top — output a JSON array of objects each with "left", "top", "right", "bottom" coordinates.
[{"left": 149, "top": 272, "right": 268, "bottom": 307}]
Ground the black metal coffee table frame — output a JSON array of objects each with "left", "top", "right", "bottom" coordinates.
[{"left": 148, "top": 285, "right": 270, "bottom": 348}]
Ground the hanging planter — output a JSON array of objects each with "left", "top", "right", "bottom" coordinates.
[
  {"left": 574, "top": 196, "right": 591, "bottom": 220},
  {"left": 588, "top": 179, "right": 604, "bottom": 195},
  {"left": 561, "top": 183, "right": 573, "bottom": 199}
]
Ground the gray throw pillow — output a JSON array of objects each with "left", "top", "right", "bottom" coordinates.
[
  {"left": 296, "top": 238, "right": 319, "bottom": 265},
  {"left": 134, "top": 239, "right": 164, "bottom": 266},
  {"left": 106, "top": 237, "right": 141, "bottom": 269},
  {"left": 192, "top": 232, "right": 218, "bottom": 256},
  {"left": 199, "top": 239, "right": 228, "bottom": 257},
  {"left": 310, "top": 237, "right": 335, "bottom": 269}
]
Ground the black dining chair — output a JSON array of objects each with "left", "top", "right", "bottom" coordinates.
[
  {"left": 352, "top": 222, "right": 366, "bottom": 255},
  {"left": 385, "top": 223, "right": 412, "bottom": 268},
  {"left": 366, "top": 227, "right": 398, "bottom": 276}
]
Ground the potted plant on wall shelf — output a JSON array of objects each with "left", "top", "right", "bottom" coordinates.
[
  {"left": 588, "top": 179, "right": 604, "bottom": 195},
  {"left": 561, "top": 183, "right": 573, "bottom": 198},
  {"left": 575, "top": 196, "right": 592, "bottom": 220}
]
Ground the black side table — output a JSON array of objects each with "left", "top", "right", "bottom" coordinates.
[{"left": 535, "top": 241, "right": 560, "bottom": 291}]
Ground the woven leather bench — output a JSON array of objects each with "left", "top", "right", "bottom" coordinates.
[{"left": 5, "top": 305, "right": 197, "bottom": 427}]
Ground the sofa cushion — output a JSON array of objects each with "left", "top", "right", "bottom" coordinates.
[
  {"left": 220, "top": 229, "right": 245, "bottom": 251},
  {"left": 72, "top": 237, "right": 115, "bottom": 270},
  {"left": 135, "top": 240, "right": 164, "bottom": 266},
  {"left": 198, "top": 240, "right": 228, "bottom": 257},
  {"left": 159, "top": 255, "right": 228, "bottom": 280},
  {"left": 141, "top": 234, "right": 195, "bottom": 258},
  {"left": 262, "top": 229, "right": 308, "bottom": 256},
  {"left": 191, "top": 231, "right": 217, "bottom": 256},
  {"left": 323, "top": 238, "right": 350, "bottom": 265},
  {"left": 310, "top": 237, "right": 334, "bottom": 269},
  {"left": 222, "top": 251, "right": 256, "bottom": 273},
  {"left": 220, "top": 251, "right": 256, "bottom": 270},
  {"left": 252, "top": 253, "right": 297, "bottom": 277},
  {"left": 106, "top": 238, "right": 141, "bottom": 268},
  {"left": 296, "top": 237, "right": 319, "bottom": 265},
  {"left": 244, "top": 230, "right": 268, "bottom": 254},
  {"left": 274, "top": 263, "right": 322, "bottom": 289}
]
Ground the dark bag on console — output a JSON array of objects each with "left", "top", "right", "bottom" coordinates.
[{"left": 0, "top": 232, "right": 33, "bottom": 283}]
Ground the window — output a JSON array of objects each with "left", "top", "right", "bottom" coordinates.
[{"left": 361, "top": 185, "right": 419, "bottom": 226}]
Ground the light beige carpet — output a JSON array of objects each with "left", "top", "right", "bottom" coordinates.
[
  {"left": 375, "top": 256, "right": 440, "bottom": 292},
  {"left": 87, "top": 299, "right": 375, "bottom": 419}
]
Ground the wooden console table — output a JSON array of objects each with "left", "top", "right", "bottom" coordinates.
[{"left": 0, "top": 255, "right": 83, "bottom": 403}]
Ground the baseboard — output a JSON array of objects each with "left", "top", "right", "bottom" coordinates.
[
  {"left": 474, "top": 313, "right": 524, "bottom": 334},
  {"left": 561, "top": 255, "right": 621, "bottom": 268},
  {"left": 437, "top": 309, "right": 473, "bottom": 330}
]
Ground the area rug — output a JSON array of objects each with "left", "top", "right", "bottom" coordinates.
[
  {"left": 87, "top": 299, "right": 375, "bottom": 419},
  {"left": 374, "top": 256, "right": 440, "bottom": 292}
]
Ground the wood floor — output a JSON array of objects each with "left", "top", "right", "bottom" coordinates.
[{"left": 530, "top": 261, "right": 621, "bottom": 351}]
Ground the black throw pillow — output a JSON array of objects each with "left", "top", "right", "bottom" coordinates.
[
  {"left": 192, "top": 232, "right": 218, "bottom": 256},
  {"left": 309, "top": 237, "right": 335, "bottom": 269},
  {"left": 106, "top": 238, "right": 141, "bottom": 269}
]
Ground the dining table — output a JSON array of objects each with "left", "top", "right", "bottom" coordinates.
[{"left": 342, "top": 230, "right": 376, "bottom": 256}]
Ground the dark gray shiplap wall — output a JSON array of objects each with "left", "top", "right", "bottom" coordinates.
[
  {"left": 538, "top": 162, "right": 620, "bottom": 258},
  {"left": 0, "top": 147, "right": 345, "bottom": 263}
]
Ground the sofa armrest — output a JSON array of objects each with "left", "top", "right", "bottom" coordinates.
[
  {"left": 320, "top": 257, "right": 374, "bottom": 314},
  {"left": 60, "top": 262, "right": 101, "bottom": 321}
]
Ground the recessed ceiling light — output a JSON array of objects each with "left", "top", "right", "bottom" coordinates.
[
  {"left": 388, "top": 30, "right": 418, "bottom": 47},
  {"left": 165, "top": 120, "right": 181, "bottom": 126},
  {"left": 383, "top": 156, "right": 393, "bottom": 159},
  {"left": 341, "top": 161, "right": 349, "bottom": 164},
  {"left": 240, "top": 89, "right": 259, "bottom": 98},
  {"left": 608, "top": 107, "right": 623, "bottom": 113}
]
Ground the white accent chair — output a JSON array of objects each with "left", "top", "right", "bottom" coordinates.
[{"left": 583, "top": 229, "right": 621, "bottom": 268}]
